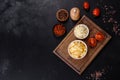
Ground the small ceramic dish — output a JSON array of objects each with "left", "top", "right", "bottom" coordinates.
[
  {"left": 68, "top": 40, "right": 88, "bottom": 59},
  {"left": 74, "top": 24, "right": 89, "bottom": 39}
]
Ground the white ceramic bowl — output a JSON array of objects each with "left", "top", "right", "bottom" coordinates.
[
  {"left": 74, "top": 24, "right": 89, "bottom": 39},
  {"left": 68, "top": 40, "right": 88, "bottom": 59}
]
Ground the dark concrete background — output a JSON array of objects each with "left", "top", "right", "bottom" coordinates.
[{"left": 0, "top": 0, "right": 120, "bottom": 80}]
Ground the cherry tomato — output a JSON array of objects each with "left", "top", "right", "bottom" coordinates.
[
  {"left": 88, "top": 38, "right": 97, "bottom": 47},
  {"left": 92, "top": 8, "right": 100, "bottom": 17},
  {"left": 95, "top": 32, "right": 105, "bottom": 41},
  {"left": 83, "top": 1, "right": 90, "bottom": 10}
]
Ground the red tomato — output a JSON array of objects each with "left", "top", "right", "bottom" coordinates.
[
  {"left": 88, "top": 38, "right": 97, "bottom": 47},
  {"left": 83, "top": 1, "right": 90, "bottom": 10},
  {"left": 95, "top": 32, "right": 105, "bottom": 41},
  {"left": 92, "top": 8, "right": 100, "bottom": 17}
]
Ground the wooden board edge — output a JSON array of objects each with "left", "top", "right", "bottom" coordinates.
[
  {"left": 84, "top": 15, "right": 112, "bottom": 37},
  {"left": 79, "top": 36, "right": 112, "bottom": 75},
  {"left": 53, "top": 28, "right": 73, "bottom": 53}
]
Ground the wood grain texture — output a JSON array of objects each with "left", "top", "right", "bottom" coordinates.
[{"left": 53, "top": 15, "right": 112, "bottom": 75}]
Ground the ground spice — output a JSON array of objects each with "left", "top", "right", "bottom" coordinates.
[
  {"left": 56, "top": 9, "right": 69, "bottom": 22},
  {"left": 53, "top": 24, "right": 66, "bottom": 37},
  {"left": 58, "top": 11, "right": 67, "bottom": 20}
]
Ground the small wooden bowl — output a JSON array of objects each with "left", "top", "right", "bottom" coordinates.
[
  {"left": 53, "top": 24, "right": 66, "bottom": 37},
  {"left": 56, "top": 9, "right": 69, "bottom": 22}
]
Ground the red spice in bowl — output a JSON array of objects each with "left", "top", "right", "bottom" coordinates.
[{"left": 53, "top": 24, "right": 66, "bottom": 37}]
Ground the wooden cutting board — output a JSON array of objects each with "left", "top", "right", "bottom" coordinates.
[{"left": 53, "top": 15, "right": 112, "bottom": 75}]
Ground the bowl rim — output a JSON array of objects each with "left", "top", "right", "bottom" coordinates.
[
  {"left": 74, "top": 24, "right": 89, "bottom": 39},
  {"left": 68, "top": 40, "right": 88, "bottom": 60}
]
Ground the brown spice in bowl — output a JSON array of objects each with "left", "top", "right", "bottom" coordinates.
[{"left": 56, "top": 9, "right": 69, "bottom": 22}]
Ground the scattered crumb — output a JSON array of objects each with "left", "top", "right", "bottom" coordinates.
[
  {"left": 84, "top": 65, "right": 112, "bottom": 80},
  {"left": 102, "top": 4, "right": 120, "bottom": 36}
]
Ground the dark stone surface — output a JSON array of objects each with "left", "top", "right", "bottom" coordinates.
[{"left": 0, "top": 0, "right": 120, "bottom": 80}]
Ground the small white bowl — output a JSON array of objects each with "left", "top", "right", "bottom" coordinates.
[
  {"left": 68, "top": 40, "right": 88, "bottom": 59},
  {"left": 74, "top": 24, "right": 89, "bottom": 39}
]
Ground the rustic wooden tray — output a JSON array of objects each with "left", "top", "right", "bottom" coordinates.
[{"left": 53, "top": 15, "right": 112, "bottom": 75}]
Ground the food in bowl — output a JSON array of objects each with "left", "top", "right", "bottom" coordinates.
[
  {"left": 74, "top": 24, "right": 89, "bottom": 39},
  {"left": 53, "top": 24, "right": 66, "bottom": 37},
  {"left": 56, "top": 9, "right": 69, "bottom": 22},
  {"left": 68, "top": 40, "right": 88, "bottom": 59}
]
